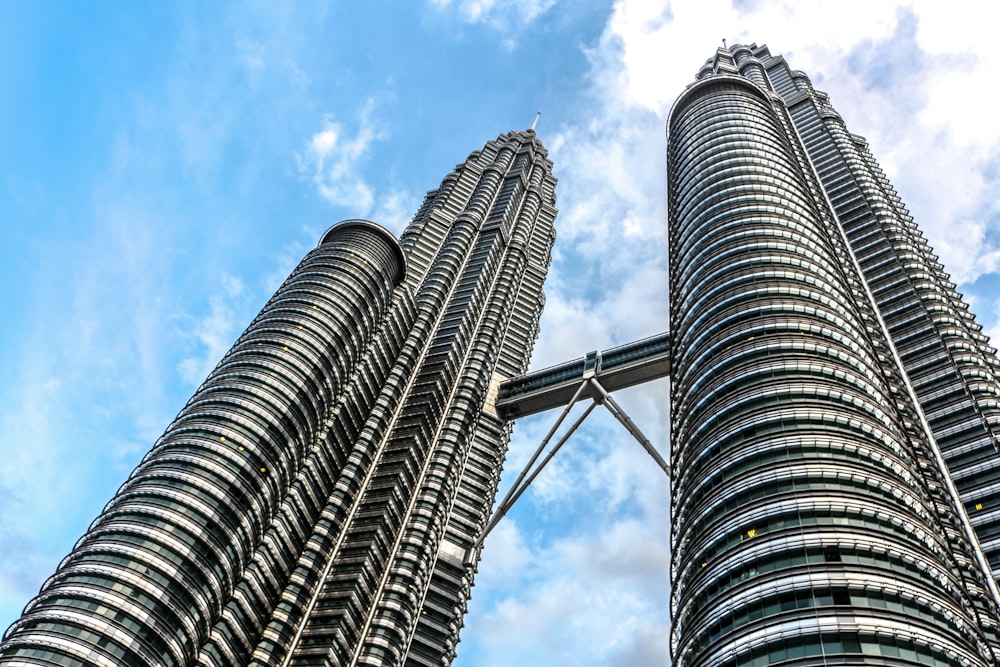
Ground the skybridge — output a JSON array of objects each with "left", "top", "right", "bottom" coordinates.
[
  {"left": 469, "top": 331, "right": 672, "bottom": 565},
  {"left": 494, "top": 331, "right": 671, "bottom": 420}
]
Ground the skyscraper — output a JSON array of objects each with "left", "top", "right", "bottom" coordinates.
[
  {"left": 669, "top": 43, "right": 1000, "bottom": 666},
  {"left": 0, "top": 130, "right": 557, "bottom": 666}
]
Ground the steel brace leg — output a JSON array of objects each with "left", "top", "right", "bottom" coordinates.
[{"left": 465, "top": 377, "right": 668, "bottom": 567}]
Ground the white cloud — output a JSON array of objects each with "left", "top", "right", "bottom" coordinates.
[
  {"left": 370, "top": 188, "right": 420, "bottom": 236},
  {"left": 236, "top": 38, "right": 266, "bottom": 71},
  {"left": 178, "top": 274, "right": 246, "bottom": 386},
  {"left": 463, "top": 376, "right": 669, "bottom": 664},
  {"left": 297, "top": 101, "right": 384, "bottom": 213},
  {"left": 466, "top": 468, "right": 670, "bottom": 666},
  {"left": 234, "top": 31, "right": 313, "bottom": 90},
  {"left": 431, "top": 0, "right": 557, "bottom": 31},
  {"left": 983, "top": 298, "right": 1000, "bottom": 355},
  {"left": 295, "top": 102, "right": 417, "bottom": 238},
  {"left": 471, "top": 519, "right": 531, "bottom": 589},
  {"left": 311, "top": 127, "right": 338, "bottom": 156}
]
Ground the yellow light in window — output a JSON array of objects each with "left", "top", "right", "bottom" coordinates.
[
  {"left": 976, "top": 502, "right": 984, "bottom": 511},
  {"left": 701, "top": 562, "right": 707, "bottom": 568},
  {"left": 745, "top": 528, "right": 757, "bottom": 539},
  {"left": 312, "top": 305, "right": 318, "bottom": 309},
  {"left": 283, "top": 346, "right": 288, "bottom": 351},
  {"left": 260, "top": 467, "right": 267, "bottom": 473},
  {"left": 238, "top": 446, "right": 245, "bottom": 452},
  {"left": 297, "top": 325, "right": 303, "bottom": 330},
  {"left": 219, "top": 436, "right": 225, "bottom": 441}
]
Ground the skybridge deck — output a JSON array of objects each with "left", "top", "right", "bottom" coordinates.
[{"left": 495, "top": 331, "right": 671, "bottom": 420}]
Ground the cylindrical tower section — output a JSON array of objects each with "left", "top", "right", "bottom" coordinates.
[
  {"left": 668, "top": 77, "right": 993, "bottom": 667},
  {"left": 0, "top": 220, "right": 405, "bottom": 667},
  {"left": 731, "top": 45, "right": 770, "bottom": 90}
]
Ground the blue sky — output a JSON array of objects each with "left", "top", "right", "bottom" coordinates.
[{"left": 3, "top": 1, "right": 1000, "bottom": 665}]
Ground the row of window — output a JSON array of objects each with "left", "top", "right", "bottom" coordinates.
[
  {"left": 679, "top": 584, "right": 977, "bottom": 661},
  {"left": 676, "top": 502, "right": 952, "bottom": 596},
  {"left": 694, "top": 631, "right": 971, "bottom": 667}
]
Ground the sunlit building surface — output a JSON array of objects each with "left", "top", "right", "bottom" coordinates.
[
  {"left": 0, "top": 130, "right": 557, "bottom": 666},
  {"left": 669, "top": 43, "right": 1000, "bottom": 667}
]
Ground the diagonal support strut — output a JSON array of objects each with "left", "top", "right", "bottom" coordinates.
[{"left": 465, "top": 376, "right": 668, "bottom": 567}]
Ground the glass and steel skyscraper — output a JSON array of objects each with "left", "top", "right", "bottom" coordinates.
[
  {"left": 0, "top": 129, "right": 557, "bottom": 667},
  {"left": 669, "top": 43, "right": 1000, "bottom": 667}
]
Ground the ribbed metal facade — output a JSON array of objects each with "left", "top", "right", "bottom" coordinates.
[
  {"left": 0, "top": 129, "right": 557, "bottom": 667},
  {"left": 669, "top": 45, "right": 1000, "bottom": 667}
]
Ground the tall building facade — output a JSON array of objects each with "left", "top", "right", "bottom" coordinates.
[
  {"left": 669, "top": 44, "right": 1000, "bottom": 667},
  {"left": 0, "top": 130, "right": 557, "bottom": 666}
]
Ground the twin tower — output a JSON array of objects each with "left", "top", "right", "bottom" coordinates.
[{"left": 5, "top": 43, "right": 1000, "bottom": 667}]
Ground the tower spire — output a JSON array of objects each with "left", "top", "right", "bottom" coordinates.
[{"left": 530, "top": 111, "right": 541, "bottom": 131}]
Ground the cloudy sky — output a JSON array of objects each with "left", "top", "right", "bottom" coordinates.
[{"left": 3, "top": 1, "right": 1000, "bottom": 665}]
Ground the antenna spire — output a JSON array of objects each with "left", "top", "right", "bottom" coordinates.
[
  {"left": 530, "top": 111, "right": 541, "bottom": 131},
  {"left": 722, "top": 38, "right": 727, "bottom": 49}
]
